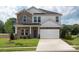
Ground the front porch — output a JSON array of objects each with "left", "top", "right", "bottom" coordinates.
[{"left": 15, "top": 26, "right": 40, "bottom": 39}]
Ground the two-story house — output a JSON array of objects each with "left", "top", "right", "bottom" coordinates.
[{"left": 15, "top": 7, "right": 62, "bottom": 39}]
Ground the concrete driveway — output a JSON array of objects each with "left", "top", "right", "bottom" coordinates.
[{"left": 36, "top": 39, "right": 75, "bottom": 52}]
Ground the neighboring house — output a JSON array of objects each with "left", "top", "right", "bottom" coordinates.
[{"left": 15, "top": 7, "right": 62, "bottom": 39}]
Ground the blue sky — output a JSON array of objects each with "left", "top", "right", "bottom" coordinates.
[{"left": 0, "top": 6, "right": 79, "bottom": 25}]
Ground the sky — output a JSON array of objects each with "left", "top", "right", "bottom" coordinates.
[{"left": 0, "top": 6, "right": 79, "bottom": 25}]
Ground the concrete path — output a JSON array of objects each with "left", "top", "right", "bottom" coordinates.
[{"left": 36, "top": 39, "right": 75, "bottom": 52}]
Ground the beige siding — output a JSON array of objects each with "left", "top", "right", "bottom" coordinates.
[{"left": 32, "top": 15, "right": 61, "bottom": 27}]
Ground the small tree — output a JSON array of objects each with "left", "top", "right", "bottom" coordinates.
[{"left": 4, "top": 18, "right": 16, "bottom": 33}]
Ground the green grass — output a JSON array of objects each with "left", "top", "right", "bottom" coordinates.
[
  {"left": 0, "top": 38, "right": 39, "bottom": 51},
  {"left": 64, "top": 37, "right": 79, "bottom": 45},
  {"left": 63, "top": 36, "right": 79, "bottom": 50},
  {"left": 0, "top": 38, "right": 39, "bottom": 47},
  {"left": 0, "top": 48, "right": 36, "bottom": 52}
]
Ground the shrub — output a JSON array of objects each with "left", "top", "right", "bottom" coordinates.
[
  {"left": 9, "top": 33, "right": 15, "bottom": 40},
  {"left": 28, "top": 34, "right": 31, "bottom": 39},
  {"left": 77, "top": 34, "right": 79, "bottom": 37},
  {"left": 23, "top": 36, "right": 26, "bottom": 39},
  {"left": 65, "top": 32, "right": 73, "bottom": 40}
]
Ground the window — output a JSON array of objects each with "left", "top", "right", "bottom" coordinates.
[
  {"left": 34, "top": 17, "right": 37, "bottom": 22},
  {"left": 25, "top": 30, "right": 28, "bottom": 35},
  {"left": 33, "top": 16, "right": 41, "bottom": 23},
  {"left": 21, "top": 30, "right": 24, "bottom": 35},
  {"left": 56, "top": 16, "right": 59, "bottom": 22},
  {"left": 23, "top": 19, "right": 26, "bottom": 21},
  {"left": 38, "top": 17, "right": 41, "bottom": 23},
  {"left": 23, "top": 15, "right": 27, "bottom": 22},
  {"left": 24, "top": 16, "right": 27, "bottom": 19}
]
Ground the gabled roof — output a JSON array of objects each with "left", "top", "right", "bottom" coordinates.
[
  {"left": 16, "top": 9, "right": 32, "bottom": 15},
  {"left": 16, "top": 6, "right": 62, "bottom": 15},
  {"left": 39, "top": 8, "right": 62, "bottom": 15},
  {"left": 27, "top": 6, "right": 38, "bottom": 10}
]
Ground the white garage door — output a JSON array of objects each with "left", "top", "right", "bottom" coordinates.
[{"left": 40, "top": 29, "right": 59, "bottom": 39}]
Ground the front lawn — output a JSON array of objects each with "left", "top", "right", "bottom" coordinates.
[
  {"left": 0, "top": 38, "right": 39, "bottom": 47},
  {"left": 0, "top": 38, "right": 39, "bottom": 51},
  {"left": 63, "top": 36, "right": 79, "bottom": 50}
]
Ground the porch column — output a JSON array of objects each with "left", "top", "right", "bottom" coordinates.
[
  {"left": 30, "top": 26, "right": 31, "bottom": 38},
  {"left": 38, "top": 27, "right": 40, "bottom": 38},
  {"left": 24, "top": 29, "right": 25, "bottom": 35},
  {"left": 30, "top": 26, "right": 31, "bottom": 34}
]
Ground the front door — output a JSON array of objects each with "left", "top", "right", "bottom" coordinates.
[{"left": 34, "top": 30, "right": 37, "bottom": 38}]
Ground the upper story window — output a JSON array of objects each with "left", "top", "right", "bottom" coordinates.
[
  {"left": 38, "top": 17, "right": 41, "bottom": 23},
  {"left": 56, "top": 16, "right": 59, "bottom": 22},
  {"left": 33, "top": 16, "right": 41, "bottom": 23},
  {"left": 22, "top": 15, "right": 27, "bottom": 22},
  {"left": 34, "top": 17, "right": 37, "bottom": 22}
]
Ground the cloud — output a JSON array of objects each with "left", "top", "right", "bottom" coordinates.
[
  {"left": 0, "top": 6, "right": 28, "bottom": 23},
  {"left": 52, "top": 6, "right": 79, "bottom": 25},
  {"left": 0, "top": 6, "right": 79, "bottom": 25},
  {"left": 0, "top": 6, "right": 17, "bottom": 22},
  {"left": 39, "top": 6, "right": 79, "bottom": 25}
]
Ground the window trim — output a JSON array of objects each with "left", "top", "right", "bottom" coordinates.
[
  {"left": 56, "top": 16, "right": 59, "bottom": 22},
  {"left": 25, "top": 30, "right": 29, "bottom": 35},
  {"left": 38, "top": 16, "right": 41, "bottom": 23},
  {"left": 21, "top": 29, "right": 24, "bottom": 35},
  {"left": 34, "top": 16, "right": 37, "bottom": 23},
  {"left": 33, "top": 16, "right": 41, "bottom": 23},
  {"left": 22, "top": 15, "right": 27, "bottom": 23}
]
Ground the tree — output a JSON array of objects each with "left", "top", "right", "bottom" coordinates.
[
  {"left": 4, "top": 18, "right": 16, "bottom": 33},
  {"left": 71, "top": 24, "right": 79, "bottom": 35},
  {"left": 60, "top": 24, "right": 79, "bottom": 39},
  {"left": 60, "top": 24, "right": 72, "bottom": 38},
  {"left": 0, "top": 20, "right": 5, "bottom": 33}
]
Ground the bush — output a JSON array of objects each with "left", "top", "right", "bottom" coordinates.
[
  {"left": 77, "top": 34, "right": 79, "bottom": 37},
  {"left": 28, "top": 34, "right": 31, "bottom": 39},
  {"left": 9, "top": 33, "right": 15, "bottom": 40},
  {"left": 65, "top": 35, "right": 72, "bottom": 40},
  {"left": 23, "top": 36, "right": 26, "bottom": 39},
  {"left": 65, "top": 32, "right": 73, "bottom": 40}
]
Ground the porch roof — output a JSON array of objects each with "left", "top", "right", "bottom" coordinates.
[
  {"left": 21, "top": 23, "right": 41, "bottom": 25},
  {"left": 15, "top": 24, "right": 40, "bottom": 27}
]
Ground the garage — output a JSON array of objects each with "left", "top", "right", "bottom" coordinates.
[
  {"left": 40, "top": 20, "right": 60, "bottom": 39},
  {"left": 40, "top": 28, "right": 59, "bottom": 39}
]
